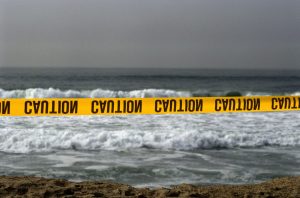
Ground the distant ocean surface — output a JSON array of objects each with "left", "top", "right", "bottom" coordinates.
[{"left": 0, "top": 68, "right": 300, "bottom": 187}]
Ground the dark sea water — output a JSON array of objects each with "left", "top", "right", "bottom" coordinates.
[
  {"left": 0, "top": 68, "right": 300, "bottom": 187},
  {"left": 1, "top": 68, "right": 300, "bottom": 95}
]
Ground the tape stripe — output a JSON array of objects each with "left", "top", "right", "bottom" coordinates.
[{"left": 0, "top": 96, "right": 299, "bottom": 116}]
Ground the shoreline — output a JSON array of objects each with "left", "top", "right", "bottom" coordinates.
[{"left": 0, "top": 176, "right": 299, "bottom": 197}]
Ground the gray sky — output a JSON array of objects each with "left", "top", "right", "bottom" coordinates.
[{"left": 0, "top": 0, "right": 299, "bottom": 69}]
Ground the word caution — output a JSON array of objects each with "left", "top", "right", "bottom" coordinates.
[{"left": 0, "top": 96, "right": 299, "bottom": 116}]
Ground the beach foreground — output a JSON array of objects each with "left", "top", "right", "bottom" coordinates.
[{"left": 0, "top": 176, "right": 299, "bottom": 198}]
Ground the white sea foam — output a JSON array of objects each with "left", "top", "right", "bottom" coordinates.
[
  {"left": 1, "top": 88, "right": 299, "bottom": 98},
  {"left": 0, "top": 112, "right": 299, "bottom": 153},
  {"left": 292, "top": 92, "right": 300, "bottom": 96},
  {"left": 1, "top": 88, "right": 299, "bottom": 153},
  {"left": 0, "top": 88, "right": 191, "bottom": 98}
]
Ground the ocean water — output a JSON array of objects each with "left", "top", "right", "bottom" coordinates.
[{"left": 0, "top": 68, "right": 300, "bottom": 187}]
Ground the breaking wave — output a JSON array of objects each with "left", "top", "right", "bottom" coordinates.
[
  {"left": 1, "top": 112, "right": 300, "bottom": 153},
  {"left": 0, "top": 88, "right": 299, "bottom": 98}
]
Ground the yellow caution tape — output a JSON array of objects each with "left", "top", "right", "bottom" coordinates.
[{"left": 0, "top": 96, "right": 299, "bottom": 116}]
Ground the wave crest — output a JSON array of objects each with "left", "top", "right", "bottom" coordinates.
[
  {"left": 0, "top": 88, "right": 299, "bottom": 98},
  {"left": 0, "top": 88, "right": 191, "bottom": 98},
  {"left": 1, "top": 112, "right": 300, "bottom": 153}
]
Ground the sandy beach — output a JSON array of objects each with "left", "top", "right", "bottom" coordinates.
[{"left": 0, "top": 176, "right": 299, "bottom": 198}]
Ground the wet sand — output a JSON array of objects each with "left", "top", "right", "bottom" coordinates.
[{"left": 0, "top": 176, "right": 299, "bottom": 197}]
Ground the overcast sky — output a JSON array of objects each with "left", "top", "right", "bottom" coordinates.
[{"left": 0, "top": 0, "right": 299, "bottom": 69}]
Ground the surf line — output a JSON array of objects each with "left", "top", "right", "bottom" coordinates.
[
  {"left": 215, "top": 98, "right": 260, "bottom": 111},
  {"left": 155, "top": 99, "right": 203, "bottom": 113},
  {"left": 24, "top": 100, "right": 78, "bottom": 115},
  {"left": 91, "top": 99, "right": 142, "bottom": 114}
]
